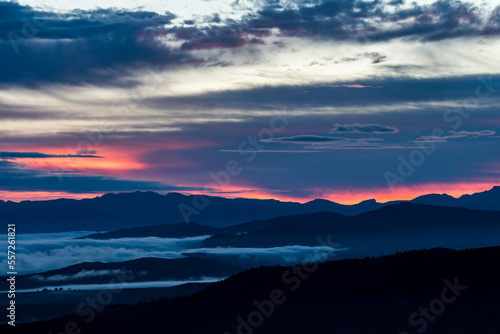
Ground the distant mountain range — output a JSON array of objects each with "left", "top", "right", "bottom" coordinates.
[
  {"left": 80, "top": 211, "right": 347, "bottom": 240},
  {"left": 411, "top": 186, "right": 500, "bottom": 210},
  {"left": 75, "top": 203, "right": 500, "bottom": 268},
  {"left": 8, "top": 246, "right": 500, "bottom": 333},
  {"left": 80, "top": 203, "right": 500, "bottom": 245},
  {"left": 2, "top": 186, "right": 499, "bottom": 232}
]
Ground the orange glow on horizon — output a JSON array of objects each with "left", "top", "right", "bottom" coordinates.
[
  {"left": 304, "top": 182, "right": 500, "bottom": 205},
  {"left": 22, "top": 156, "right": 145, "bottom": 173},
  {"left": 0, "top": 191, "right": 99, "bottom": 202},
  {"left": 170, "top": 182, "right": 500, "bottom": 205},
  {"left": 0, "top": 182, "right": 498, "bottom": 203},
  {"left": 3, "top": 141, "right": 209, "bottom": 178},
  {"left": 179, "top": 185, "right": 307, "bottom": 203}
]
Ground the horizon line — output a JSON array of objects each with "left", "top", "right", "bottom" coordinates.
[{"left": 0, "top": 185, "right": 497, "bottom": 205}]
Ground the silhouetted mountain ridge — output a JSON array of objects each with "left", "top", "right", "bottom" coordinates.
[
  {"left": 1, "top": 186, "right": 498, "bottom": 232},
  {"left": 411, "top": 186, "right": 500, "bottom": 210},
  {"left": 80, "top": 211, "right": 348, "bottom": 240},
  {"left": 201, "top": 203, "right": 500, "bottom": 248}
]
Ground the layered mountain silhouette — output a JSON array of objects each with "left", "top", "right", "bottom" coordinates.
[
  {"left": 2, "top": 186, "right": 499, "bottom": 232},
  {"left": 3, "top": 190, "right": 499, "bottom": 331},
  {"left": 80, "top": 211, "right": 348, "bottom": 240},
  {"left": 7, "top": 246, "right": 499, "bottom": 333},
  {"left": 72, "top": 203, "right": 500, "bottom": 268},
  {"left": 78, "top": 203, "right": 500, "bottom": 249}
]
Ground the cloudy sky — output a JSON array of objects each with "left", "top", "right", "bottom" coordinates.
[{"left": 1, "top": 0, "right": 500, "bottom": 203}]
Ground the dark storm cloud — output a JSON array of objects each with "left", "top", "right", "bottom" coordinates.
[
  {"left": 0, "top": 151, "right": 102, "bottom": 158},
  {"left": 0, "top": 2, "right": 186, "bottom": 86},
  {"left": 0, "top": 160, "right": 200, "bottom": 193},
  {"left": 0, "top": 3, "right": 175, "bottom": 40},
  {"left": 329, "top": 123, "right": 399, "bottom": 134},
  {"left": 177, "top": 0, "right": 500, "bottom": 51},
  {"left": 261, "top": 0, "right": 495, "bottom": 41},
  {"left": 172, "top": 25, "right": 266, "bottom": 51},
  {"left": 1, "top": 0, "right": 499, "bottom": 87}
]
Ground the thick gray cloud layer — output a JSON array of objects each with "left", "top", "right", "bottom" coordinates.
[
  {"left": 0, "top": 2, "right": 183, "bottom": 86},
  {"left": 144, "top": 75, "right": 500, "bottom": 111},
  {"left": 1, "top": 0, "right": 500, "bottom": 86},
  {"left": 170, "top": 0, "right": 500, "bottom": 51}
]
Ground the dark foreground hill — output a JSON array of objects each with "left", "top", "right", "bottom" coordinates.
[
  {"left": 1, "top": 283, "right": 212, "bottom": 325},
  {"left": 7, "top": 246, "right": 500, "bottom": 333}
]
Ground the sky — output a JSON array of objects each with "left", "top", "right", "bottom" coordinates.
[{"left": 1, "top": 0, "right": 500, "bottom": 203}]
